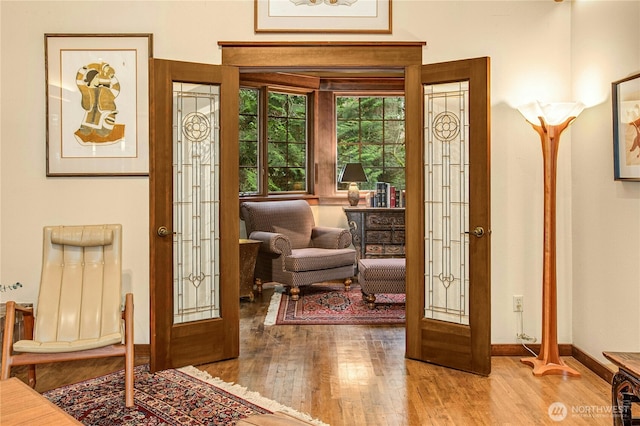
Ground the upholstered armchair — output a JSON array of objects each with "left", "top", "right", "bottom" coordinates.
[
  {"left": 240, "top": 200, "right": 355, "bottom": 300},
  {"left": 1, "top": 224, "right": 134, "bottom": 407}
]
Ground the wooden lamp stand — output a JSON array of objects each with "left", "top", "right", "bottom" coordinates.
[{"left": 518, "top": 102, "right": 584, "bottom": 377}]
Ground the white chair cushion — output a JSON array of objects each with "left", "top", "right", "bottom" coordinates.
[{"left": 13, "top": 332, "right": 123, "bottom": 353}]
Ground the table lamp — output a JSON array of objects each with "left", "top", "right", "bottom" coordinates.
[{"left": 339, "top": 163, "right": 368, "bottom": 206}]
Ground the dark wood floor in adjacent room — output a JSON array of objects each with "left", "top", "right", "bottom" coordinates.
[{"left": 12, "top": 287, "right": 612, "bottom": 425}]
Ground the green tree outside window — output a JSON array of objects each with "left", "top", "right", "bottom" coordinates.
[
  {"left": 239, "top": 88, "right": 308, "bottom": 194},
  {"left": 336, "top": 96, "right": 405, "bottom": 191}
]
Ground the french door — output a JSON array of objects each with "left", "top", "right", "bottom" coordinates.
[
  {"left": 148, "top": 44, "right": 491, "bottom": 376},
  {"left": 405, "top": 58, "right": 491, "bottom": 375},
  {"left": 149, "top": 59, "right": 240, "bottom": 372}
]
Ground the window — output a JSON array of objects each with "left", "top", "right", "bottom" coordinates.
[
  {"left": 239, "top": 88, "right": 259, "bottom": 194},
  {"left": 239, "top": 87, "right": 310, "bottom": 196},
  {"left": 336, "top": 96, "right": 405, "bottom": 192}
]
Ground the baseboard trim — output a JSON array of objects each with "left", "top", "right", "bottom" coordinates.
[
  {"left": 134, "top": 344, "right": 151, "bottom": 362},
  {"left": 491, "top": 343, "right": 612, "bottom": 383},
  {"left": 491, "top": 343, "right": 573, "bottom": 357},
  {"left": 571, "top": 345, "right": 614, "bottom": 383}
]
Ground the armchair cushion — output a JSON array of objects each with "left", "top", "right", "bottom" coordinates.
[
  {"left": 13, "top": 334, "right": 123, "bottom": 354},
  {"left": 51, "top": 226, "right": 114, "bottom": 247},
  {"left": 285, "top": 248, "right": 356, "bottom": 272}
]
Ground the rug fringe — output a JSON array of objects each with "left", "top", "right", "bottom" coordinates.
[
  {"left": 262, "top": 285, "right": 284, "bottom": 326},
  {"left": 178, "top": 365, "right": 328, "bottom": 426}
]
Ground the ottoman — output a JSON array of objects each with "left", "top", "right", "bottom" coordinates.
[{"left": 358, "top": 258, "right": 406, "bottom": 309}]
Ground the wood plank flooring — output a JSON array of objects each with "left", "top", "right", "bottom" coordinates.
[{"left": 8, "top": 287, "right": 613, "bottom": 425}]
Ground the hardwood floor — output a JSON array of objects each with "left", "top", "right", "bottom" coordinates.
[{"left": 9, "top": 287, "right": 613, "bottom": 425}]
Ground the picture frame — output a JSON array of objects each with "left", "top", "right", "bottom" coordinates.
[
  {"left": 45, "top": 33, "right": 153, "bottom": 176},
  {"left": 612, "top": 72, "right": 640, "bottom": 181},
  {"left": 254, "top": 0, "right": 391, "bottom": 34}
]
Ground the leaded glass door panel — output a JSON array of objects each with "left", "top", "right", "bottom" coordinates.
[
  {"left": 405, "top": 58, "right": 491, "bottom": 375},
  {"left": 150, "top": 59, "right": 239, "bottom": 372}
]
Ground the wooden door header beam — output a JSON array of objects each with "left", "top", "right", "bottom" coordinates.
[{"left": 218, "top": 41, "right": 426, "bottom": 68}]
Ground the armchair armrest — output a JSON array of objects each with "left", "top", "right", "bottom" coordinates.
[
  {"left": 248, "top": 231, "right": 292, "bottom": 256},
  {"left": 311, "top": 226, "right": 352, "bottom": 249}
]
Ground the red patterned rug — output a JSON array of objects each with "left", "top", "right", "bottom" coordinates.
[
  {"left": 264, "top": 283, "right": 405, "bottom": 325},
  {"left": 43, "top": 364, "right": 325, "bottom": 425}
]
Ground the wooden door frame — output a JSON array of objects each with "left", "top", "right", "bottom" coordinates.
[
  {"left": 218, "top": 41, "right": 425, "bottom": 69},
  {"left": 218, "top": 42, "right": 491, "bottom": 374},
  {"left": 219, "top": 41, "right": 425, "bottom": 205}
]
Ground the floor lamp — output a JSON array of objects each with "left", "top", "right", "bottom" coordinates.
[{"left": 517, "top": 101, "right": 585, "bottom": 377}]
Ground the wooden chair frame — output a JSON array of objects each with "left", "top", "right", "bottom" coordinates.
[{"left": 1, "top": 293, "right": 134, "bottom": 407}]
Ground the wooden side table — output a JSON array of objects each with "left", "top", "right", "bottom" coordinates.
[
  {"left": 603, "top": 352, "right": 640, "bottom": 426},
  {"left": 239, "top": 239, "right": 261, "bottom": 301},
  {"left": 0, "top": 377, "right": 81, "bottom": 425}
]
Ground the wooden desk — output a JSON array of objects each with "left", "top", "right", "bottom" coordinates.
[
  {"left": 0, "top": 377, "right": 81, "bottom": 425},
  {"left": 603, "top": 352, "right": 640, "bottom": 426}
]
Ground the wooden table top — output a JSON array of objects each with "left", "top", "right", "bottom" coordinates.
[
  {"left": 603, "top": 352, "right": 640, "bottom": 376},
  {"left": 0, "top": 377, "right": 81, "bottom": 425}
]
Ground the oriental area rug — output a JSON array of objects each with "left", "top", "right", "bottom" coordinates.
[
  {"left": 43, "top": 364, "right": 326, "bottom": 426},
  {"left": 263, "top": 283, "right": 405, "bottom": 326}
]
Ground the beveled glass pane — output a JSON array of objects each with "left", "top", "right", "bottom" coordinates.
[
  {"left": 172, "top": 82, "right": 221, "bottom": 324},
  {"left": 423, "top": 81, "right": 470, "bottom": 325}
]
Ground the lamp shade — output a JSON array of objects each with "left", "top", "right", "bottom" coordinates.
[
  {"left": 339, "top": 163, "right": 368, "bottom": 183},
  {"left": 517, "top": 101, "right": 585, "bottom": 125}
]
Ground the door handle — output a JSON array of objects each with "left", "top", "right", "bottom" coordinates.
[
  {"left": 467, "top": 226, "right": 485, "bottom": 238},
  {"left": 157, "top": 226, "right": 170, "bottom": 237}
]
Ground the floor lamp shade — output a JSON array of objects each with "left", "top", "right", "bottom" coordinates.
[
  {"left": 339, "top": 163, "right": 368, "bottom": 206},
  {"left": 517, "top": 101, "right": 584, "bottom": 377}
]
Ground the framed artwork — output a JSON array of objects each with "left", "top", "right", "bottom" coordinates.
[
  {"left": 612, "top": 72, "right": 640, "bottom": 181},
  {"left": 45, "top": 34, "right": 153, "bottom": 176},
  {"left": 254, "top": 0, "right": 392, "bottom": 34}
]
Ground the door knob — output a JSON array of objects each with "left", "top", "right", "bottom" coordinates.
[
  {"left": 157, "top": 226, "right": 170, "bottom": 237},
  {"left": 470, "top": 226, "right": 485, "bottom": 238}
]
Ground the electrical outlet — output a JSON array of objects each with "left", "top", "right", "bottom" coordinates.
[{"left": 513, "top": 295, "right": 523, "bottom": 312}]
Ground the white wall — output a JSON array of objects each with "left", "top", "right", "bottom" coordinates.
[
  {"left": 1, "top": 1, "right": 638, "bottom": 363},
  {"left": 570, "top": 1, "right": 640, "bottom": 360}
]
